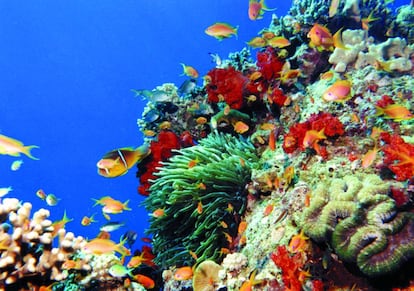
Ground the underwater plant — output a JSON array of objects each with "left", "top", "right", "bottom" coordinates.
[{"left": 143, "top": 132, "right": 259, "bottom": 268}]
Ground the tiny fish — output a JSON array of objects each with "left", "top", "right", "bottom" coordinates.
[
  {"left": 109, "top": 264, "right": 132, "bottom": 278},
  {"left": 10, "top": 160, "right": 23, "bottom": 171},
  {"left": 36, "top": 189, "right": 47, "bottom": 200},
  {"left": 81, "top": 214, "right": 97, "bottom": 226},
  {"left": 180, "top": 63, "right": 199, "bottom": 78},
  {"left": 45, "top": 193, "right": 60, "bottom": 206},
  {"left": 322, "top": 80, "right": 352, "bottom": 102},
  {"left": 100, "top": 221, "right": 125, "bottom": 232},
  {"left": 0, "top": 186, "right": 12, "bottom": 198}
]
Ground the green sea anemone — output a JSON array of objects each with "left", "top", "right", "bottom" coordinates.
[
  {"left": 143, "top": 132, "right": 259, "bottom": 268},
  {"left": 301, "top": 174, "right": 414, "bottom": 277}
]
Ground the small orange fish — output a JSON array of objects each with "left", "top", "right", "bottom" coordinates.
[
  {"left": 376, "top": 104, "right": 414, "bottom": 122},
  {"left": 51, "top": 211, "right": 73, "bottom": 238},
  {"left": 233, "top": 121, "right": 250, "bottom": 134},
  {"left": 82, "top": 238, "right": 130, "bottom": 257},
  {"left": 283, "top": 165, "right": 295, "bottom": 186},
  {"left": 288, "top": 229, "right": 309, "bottom": 253},
  {"left": 261, "top": 31, "right": 275, "bottom": 39},
  {"left": 320, "top": 70, "right": 335, "bottom": 80},
  {"left": 240, "top": 270, "right": 262, "bottom": 291},
  {"left": 195, "top": 116, "right": 208, "bottom": 125},
  {"left": 62, "top": 259, "right": 83, "bottom": 270},
  {"left": 308, "top": 24, "right": 346, "bottom": 51},
  {"left": 248, "top": 0, "right": 275, "bottom": 20},
  {"left": 302, "top": 129, "right": 326, "bottom": 149},
  {"left": 127, "top": 246, "right": 155, "bottom": 268},
  {"left": 0, "top": 134, "right": 39, "bottom": 160},
  {"left": 267, "top": 36, "right": 291, "bottom": 48},
  {"left": 322, "top": 80, "right": 352, "bottom": 102},
  {"left": 197, "top": 201, "right": 203, "bottom": 214},
  {"left": 151, "top": 208, "right": 165, "bottom": 218},
  {"left": 361, "top": 11, "right": 380, "bottom": 30},
  {"left": 133, "top": 274, "right": 155, "bottom": 289},
  {"left": 263, "top": 204, "right": 274, "bottom": 216},
  {"left": 36, "top": 189, "right": 47, "bottom": 200},
  {"left": 246, "top": 36, "right": 267, "bottom": 48},
  {"left": 174, "top": 266, "right": 193, "bottom": 281},
  {"left": 268, "top": 130, "right": 276, "bottom": 151},
  {"left": 238, "top": 221, "right": 248, "bottom": 234},
  {"left": 205, "top": 22, "right": 238, "bottom": 40},
  {"left": 81, "top": 214, "right": 97, "bottom": 226},
  {"left": 180, "top": 63, "right": 199, "bottom": 78},
  {"left": 361, "top": 145, "right": 379, "bottom": 168}
]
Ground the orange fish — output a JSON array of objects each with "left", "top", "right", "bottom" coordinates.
[
  {"left": 268, "top": 129, "right": 276, "bottom": 151},
  {"left": 97, "top": 144, "right": 150, "bottom": 178},
  {"left": 0, "top": 134, "right": 39, "bottom": 160},
  {"left": 133, "top": 274, "right": 155, "bottom": 289},
  {"left": 205, "top": 22, "right": 238, "bottom": 40},
  {"left": 322, "top": 80, "right": 352, "bottom": 102},
  {"left": 127, "top": 246, "right": 155, "bottom": 268},
  {"left": 81, "top": 214, "right": 97, "bottom": 226},
  {"left": 233, "top": 121, "right": 249, "bottom": 134},
  {"left": 93, "top": 196, "right": 131, "bottom": 220},
  {"left": 361, "top": 11, "right": 380, "bottom": 30},
  {"left": 263, "top": 204, "right": 274, "bottom": 216},
  {"left": 174, "top": 266, "right": 193, "bottom": 281},
  {"left": 248, "top": 0, "right": 275, "bottom": 20},
  {"left": 82, "top": 238, "right": 130, "bottom": 257},
  {"left": 267, "top": 36, "right": 291, "bottom": 48},
  {"left": 36, "top": 189, "right": 47, "bottom": 200},
  {"left": 51, "top": 211, "right": 73, "bottom": 238},
  {"left": 180, "top": 63, "right": 199, "bottom": 78},
  {"left": 308, "top": 24, "right": 346, "bottom": 51},
  {"left": 376, "top": 104, "right": 414, "bottom": 122},
  {"left": 240, "top": 270, "right": 262, "bottom": 291},
  {"left": 302, "top": 129, "right": 326, "bottom": 149},
  {"left": 361, "top": 145, "right": 379, "bottom": 168},
  {"left": 288, "top": 229, "right": 309, "bottom": 253},
  {"left": 246, "top": 36, "right": 267, "bottom": 48},
  {"left": 151, "top": 208, "right": 165, "bottom": 218}
]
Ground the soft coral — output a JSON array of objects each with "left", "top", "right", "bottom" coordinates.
[
  {"left": 380, "top": 132, "right": 414, "bottom": 181},
  {"left": 205, "top": 66, "right": 248, "bottom": 109},
  {"left": 137, "top": 130, "right": 181, "bottom": 196}
]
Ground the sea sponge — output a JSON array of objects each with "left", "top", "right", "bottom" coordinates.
[
  {"left": 328, "top": 29, "right": 371, "bottom": 72},
  {"left": 301, "top": 174, "right": 414, "bottom": 276},
  {"left": 144, "top": 132, "right": 259, "bottom": 268}
]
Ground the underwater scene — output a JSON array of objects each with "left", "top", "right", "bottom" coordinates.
[{"left": 1, "top": 0, "right": 414, "bottom": 290}]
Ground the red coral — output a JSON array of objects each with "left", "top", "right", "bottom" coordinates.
[
  {"left": 376, "top": 95, "right": 395, "bottom": 108},
  {"left": 256, "top": 47, "right": 284, "bottom": 80},
  {"left": 138, "top": 130, "right": 181, "bottom": 196},
  {"left": 206, "top": 66, "right": 248, "bottom": 109},
  {"left": 282, "top": 112, "right": 344, "bottom": 154},
  {"left": 270, "top": 245, "right": 305, "bottom": 291},
  {"left": 380, "top": 132, "right": 414, "bottom": 181},
  {"left": 268, "top": 87, "right": 288, "bottom": 107}
]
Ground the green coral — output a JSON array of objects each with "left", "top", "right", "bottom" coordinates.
[
  {"left": 301, "top": 174, "right": 414, "bottom": 277},
  {"left": 144, "top": 132, "right": 259, "bottom": 268}
]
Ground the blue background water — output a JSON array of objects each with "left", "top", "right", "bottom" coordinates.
[{"left": 0, "top": 0, "right": 406, "bottom": 252}]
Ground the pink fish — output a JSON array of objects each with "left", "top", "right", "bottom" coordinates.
[
  {"left": 322, "top": 80, "right": 352, "bottom": 102},
  {"left": 248, "top": 0, "right": 275, "bottom": 20}
]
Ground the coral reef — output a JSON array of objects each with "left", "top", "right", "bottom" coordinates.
[
  {"left": 301, "top": 174, "right": 414, "bottom": 276},
  {"left": 143, "top": 132, "right": 259, "bottom": 268},
  {"left": 0, "top": 198, "right": 89, "bottom": 289}
]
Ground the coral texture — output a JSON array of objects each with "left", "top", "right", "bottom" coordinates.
[
  {"left": 301, "top": 174, "right": 414, "bottom": 276},
  {"left": 143, "top": 132, "right": 259, "bottom": 268}
]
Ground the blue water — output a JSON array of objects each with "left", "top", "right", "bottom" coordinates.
[
  {"left": 0, "top": 1, "right": 292, "bottom": 251},
  {"left": 0, "top": 0, "right": 407, "bottom": 252}
]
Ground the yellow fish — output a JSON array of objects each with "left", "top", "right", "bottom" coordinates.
[
  {"left": 97, "top": 144, "right": 150, "bottom": 178},
  {"left": 0, "top": 134, "right": 39, "bottom": 160},
  {"left": 205, "top": 22, "right": 238, "bottom": 40}
]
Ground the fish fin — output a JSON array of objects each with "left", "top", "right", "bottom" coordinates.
[{"left": 23, "top": 145, "right": 40, "bottom": 160}]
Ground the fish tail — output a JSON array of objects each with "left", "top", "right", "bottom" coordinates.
[
  {"left": 333, "top": 28, "right": 347, "bottom": 50},
  {"left": 123, "top": 200, "right": 132, "bottom": 211},
  {"left": 23, "top": 145, "right": 39, "bottom": 160}
]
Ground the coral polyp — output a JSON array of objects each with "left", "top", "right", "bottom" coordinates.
[{"left": 143, "top": 132, "right": 259, "bottom": 268}]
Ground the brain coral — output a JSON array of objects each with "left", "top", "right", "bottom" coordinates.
[
  {"left": 144, "top": 132, "right": 259, "bottom": 268},
  {"left": 301, "top": 174, "right": 414, "bottom": 277}
]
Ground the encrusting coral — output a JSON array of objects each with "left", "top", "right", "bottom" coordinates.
[
  {"left": 143, "top": 132, "right": 259, "bottom": 268},
  {"left": 300, "top": 174, "right": 414, "bottom": 277}
]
